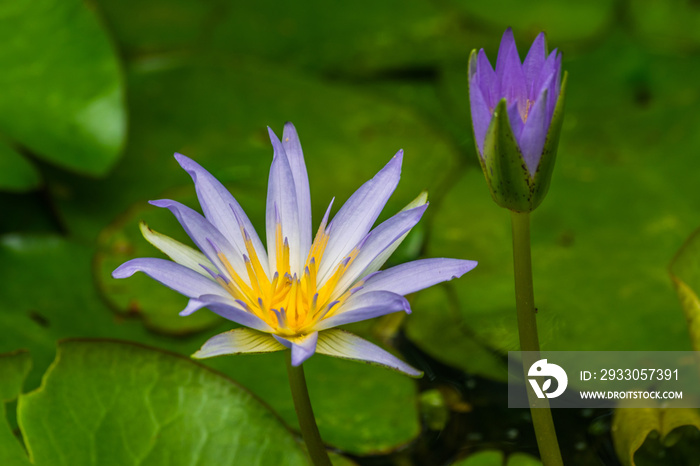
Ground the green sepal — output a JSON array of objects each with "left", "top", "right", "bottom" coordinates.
[
  {"left": 531, "top": 71, "right": 568, "bottom": 211},
  {"left": 479, "top": 98, "right": 532, "bottom": 212},
  {"left": 471, "top": 67, "right": 568, "bottom": 213}
]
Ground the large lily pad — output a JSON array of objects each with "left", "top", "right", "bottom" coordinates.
[
  {"left": 0, "top": 351, "right": 32, "bottom": 466},
  {"left": 0, "top": 0, "right": 125, "bottom": 175},
  {"left": 13, "top": 341, "right": 310, "bottom": 466}
]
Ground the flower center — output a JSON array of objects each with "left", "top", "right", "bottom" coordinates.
[{"left": 215, "top": 218, "right": 359, "bottom": 336}]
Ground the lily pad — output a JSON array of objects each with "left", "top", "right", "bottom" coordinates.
[
  {"left": 15, "top": 340, "right": 309, "bottom": 466},
  {"left": 0, "top": 0, "right": 125, "bottom": 175},
  {"left": 669, "top": 226, "right": 700, "bottom": 351},
  {"left": 0, "top": 143, "right": 40, "bottom": 193},
  {"left": 0, "top": 351, "right": 32, "bottom": 466},
  {"left": 612, "top": 404, "right": 700, "bottom": 466},
  {"left": 446, "top": 0, "right": 615, "bottom": 45}
]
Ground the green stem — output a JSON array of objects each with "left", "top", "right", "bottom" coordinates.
[
  {"left": 510, "top": 211, "right": 563, "bottom": 466},
  {"left": 286, "top": 353, "right": 332, "bottom": 466}
]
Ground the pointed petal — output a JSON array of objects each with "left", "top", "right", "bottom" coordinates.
[
  {"left": 477, "top": 49, "right": 498, "bottom": 108},
  {"left": 318, "top": 152, "right": 402, "bottom": 283},
  {"left": 282, "top": 122, "right": 312, "bottom": 261},
  {"left": 356, "top": 192, "right": 429, "bottom": 281},
  {"left": 523, "top": 32, "right": 546, "bottom": 95},
  {"left": 174, "top": 153, "right": 269, "bottom": 277},
  {"left": 266, "top": 128, "right": 302, "bottom": 274},
  {"left": 112, "top": 258, "right": 224, "bottom": 298},
  {"left": 469, "top": 71, "right": 493, "bottom": 157},
  {"left": 497, "top": 30, "right": 527, "bottom": 117},
  {"left": 495, "top": 27, "right": 516, "bottom": 79},
  {"left": 149, "top": 199, "right": 248, "bottom": 284},
  {"left": 139, "top": 222, "right": 215, "bottom": 277},
  {"left": 315, "top": 290, "right": 410, "bottom": 330},
  {"left": 181, "top": 294, "right": 274, "bottom": 332},
  {"left": 192, "top": 328, "right": 285, "bottom": 359},
  {"left": 507, "top": 100, "right": 524, "bottom": 139},
  {"left": 518, "top": 89, "right": 549, "bottom": 175},
  {"left": 334, "top": 203, "right": 428, "bottom": 294},
  {"left": 274, "top": 332, "right": 319, "bottom": 366},
  {"left": 316, "top": 329, "right": 422, "bottom": 377},
  {"left": 361, "top": 258, "right": 477, "bottom": 295}
]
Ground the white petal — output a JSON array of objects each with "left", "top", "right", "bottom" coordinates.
[
  {"left": 316, "top": 329, "right": 422, "bottom": 377},
  {"left": 282, "top": 122, "right": 312, "bottom": 262},
  {"left": 266, "top": 128, "right": 302, "bottom": 274},
  {"left": 192, "top": 328, "right": 285, "bottom": 359},
  {"left": 139, "top": 222, "right": 215, "bottom": 277}
]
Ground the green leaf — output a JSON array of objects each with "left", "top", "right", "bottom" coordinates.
[
  {"left": 96, "top": 0, "right": 479, "bottom": 76},
  {"left": 0, "top": 0, "right": 126, "bottom": 175},
  {"left": 0, "top": 351, "right": 32, "bottom": 466},
  {"left": 448, "top": 0, "right": 615, "bottom": 44},
  {"left": 0, "top": 143, "right": 40, "bottom": 193},
  {"left": 612, "top": 404, "right": 700, "bottom": 466},
  {"left": 16, "top": 340, "right": 310, "bottom": 466},
  {"left": 669, "top": 227, "right": 700, "bottom": 351}
]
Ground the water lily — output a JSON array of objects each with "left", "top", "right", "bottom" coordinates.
[
  {"left": 469, "top": 28, "right": 567, "bottom": 212},
  {"left": 113, "top": 123, "right": 476, "bottom": 376}
]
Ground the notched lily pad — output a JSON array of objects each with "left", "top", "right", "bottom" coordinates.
[{"left": 612, "top": 403, "right": 700, "bottom": 466}]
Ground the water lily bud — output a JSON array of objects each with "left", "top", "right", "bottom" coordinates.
[{"left": 469, "top": 28, "right": 567, "bottom": 212}]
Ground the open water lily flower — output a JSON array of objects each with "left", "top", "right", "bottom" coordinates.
[{"left": 113, "top": 123, "right": 477, "bottom": 376}]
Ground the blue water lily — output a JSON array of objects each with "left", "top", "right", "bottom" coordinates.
[{"left": 114, "top": 123, "right": 476, "bottom": 376}]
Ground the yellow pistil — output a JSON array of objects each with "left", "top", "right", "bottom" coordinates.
[{"left": 217, "top": 216, "right": 358, "bottom": 337}]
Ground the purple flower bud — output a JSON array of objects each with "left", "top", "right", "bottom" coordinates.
[{"left": 468, "top": 28, "right": 567, "bottom": 212}]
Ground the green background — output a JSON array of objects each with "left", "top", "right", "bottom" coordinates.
[{"left": 2, "top": 0, "right": 700, "bottom": 464}]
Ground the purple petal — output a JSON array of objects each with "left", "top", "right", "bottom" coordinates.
[
  {"left": 282, "top": 123, "right": 312, "bottom": 262},
  {"left": 174, "top": 153, "right": 269, "bottom": 278},
  {"left": 316, "top": 329, "right": 422, "bottom": 377},
  {"left": 361, "top": 258, "right": 477, "bottom": 296},
  {"left": 507, "top": 101, "right": 524, "bottom": 139},
  {"left": 495, "top": 27, "right": 517, "bottom": 79},
  {"left": 523, "top": 33, "right": 546, "bottom": 96},
  {"left": 317, "top": 152, "right": 402, "bottom": 283},
  {"left": 267, "top": 128, "right": 302, "bottom": 274},
  {"left": 476, "top": 49, "right": 498, "bottom": 108},
  {"left": 112, "top": 258, "right": 225, "bottom": 298},
  {"left": 334, "top": 204, "right": 428, "bottom": 294},
  {"left": 469, "top": 73, "right": 493, "bottom": 157},
  {"left": 315, "top": 290, "right": 410, "bottom": 330},
  {"left": 274, "top": 332, "right": 319, "bottom": 366},
  {"left": 497, "top": 30, "right": 528, "bottom": 119},
  {"left": 518, "top": 89, "right": 549, "bottom": 175},
  {"left": 182, "top": 294, "right": 274, "bottom": 332},
  {"left": 149, "top": 199, "right": 247, "bottom": 282},
  {"left": 192, "top": 328, "right": 285, "bottom": 359}
]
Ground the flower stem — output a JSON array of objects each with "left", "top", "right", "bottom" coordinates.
[
  {"left": 510, "top": 211, "right": 563, "bottom": 466},
  {"left": 285, "top": 353, "right": 332, "bottom": 466}
]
